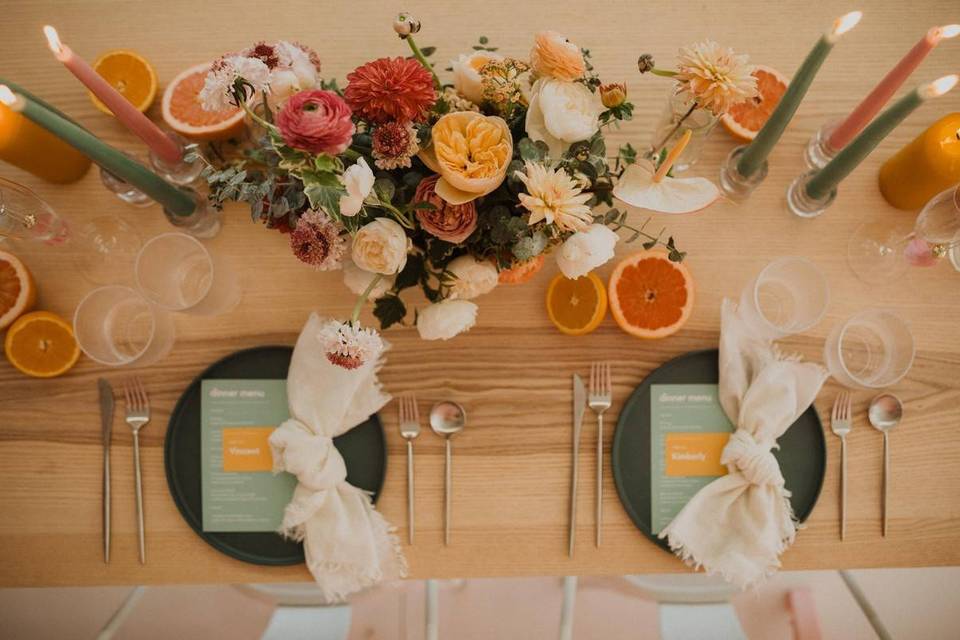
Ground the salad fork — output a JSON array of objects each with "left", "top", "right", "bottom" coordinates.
[
  {"left": 589, "top": 362, "right": 612, "bottom": 547},
  {"left": 398, "top": 394, "right": 420, "bottom": 545},
  {"left": 831, "top": 391, "right": 853, "bottom": 541},
  {"left": 122, "top": 377, "right": 150, "bottom": 564}
]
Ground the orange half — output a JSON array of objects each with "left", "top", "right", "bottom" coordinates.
[
  {"left": 546, "top": 272, "right": 607, "bottom": 336},
  {"left": 0, "top": 250, "right": 36, "bottom": 330},
  {"left": 4, "top": 311, "right": 81, "bottom": 378},
  {"left": 91, "top": 50, "right": 158, "bottom": 114},
  {"left": 608, "top": 250, "right": 694, "bottom": 339},
  {"left": 161, "top": 63, "right": 246, "bottom": 141},
  {"left": 721, "top": 65, "right": 789, "bottom": 143}
]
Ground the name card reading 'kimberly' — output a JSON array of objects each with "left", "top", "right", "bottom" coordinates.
[
  {"left": 201, "top": 380, "right": 296, "bottom": 533},
  {"left": 650, "top": 383, "right": 734, "bottom": 534}
]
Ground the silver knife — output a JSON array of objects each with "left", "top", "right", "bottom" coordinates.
[
  {"left": 569, "top": 374, "right": 587, "bottom": 557},
  {"left": 98, "top": 378, "right": 114, "bottom": 564}
]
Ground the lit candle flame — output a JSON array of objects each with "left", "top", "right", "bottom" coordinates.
[
  {"left": 939, "top": 24, "right": 960, "bottom": 39},
  {"left": 0, "top": 85, "right": 16, "bottom": 106},
  {"left": 830, "top": 11, "right": 863, "bottom": 38},
  {"left": 923, "top": 74, "right": 959, "bottom": 98},
  {"left": 42, "top": 25, "right": 64, "bottom": 55}
]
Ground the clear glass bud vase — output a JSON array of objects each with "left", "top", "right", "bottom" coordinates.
[{"left": 647, "top": 83, "right": 718, "bottom": 174}]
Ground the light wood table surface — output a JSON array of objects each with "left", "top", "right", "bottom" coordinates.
[{"left": 1, "top": 0, "right": 959, "bottom": 588}]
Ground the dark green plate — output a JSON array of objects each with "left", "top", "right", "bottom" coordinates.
[
  {"left": 612, "top": 349, "right": 825, "bottom": 552},
  {"left": 164, "top": 346, "right": 387, "bottom": 566}
]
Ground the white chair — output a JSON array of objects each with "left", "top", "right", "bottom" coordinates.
[
  {"left": 234, "top": 584, "right": 352, "bottom": 640},
  {"left": 624, "top": 574, "right": 747, "bottom": 640}
]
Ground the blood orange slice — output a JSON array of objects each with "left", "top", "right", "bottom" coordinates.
[
  {"left": 162, "top": 63, "right": 246, "bottom": 141},
  {"left": 608, "top": 250, "right": 694, "bottom": 339},
  {"left": 0, "top": 250, "right": 36, "bottom": 331},
  {"left": 721, "top": 65, "right": 789, "bottom": 142}
]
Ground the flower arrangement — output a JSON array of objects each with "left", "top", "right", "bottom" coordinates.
[{"left": 190, "top": 15, "right": 688, "bottom": 367}]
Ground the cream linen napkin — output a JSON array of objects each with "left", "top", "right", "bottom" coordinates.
[
  {"left": 659, "top": 299, "right": 828, "bottom": 588},
  {"left": 269, "top": 313, "right": 406, "bottom": 601}
]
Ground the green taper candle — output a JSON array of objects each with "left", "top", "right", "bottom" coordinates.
[
  {"left": 0, "top": 85, "right": 195, "bottom": 217},
  {"left": 0, "top": 77, "right": 87, "bottom": 130},
  {"left": 806, "top": 75, "right": 959, "bottom": 200},
  {"left": 737, "top": 11, "right": 863, "bottom": 178}
]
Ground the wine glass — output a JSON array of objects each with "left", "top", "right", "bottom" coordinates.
[
  {"left": 848, "top": 184, "right": 960, "bottom": 285},
  {"left": 0, "top": 176, "right": 69, "bottom": 245}
]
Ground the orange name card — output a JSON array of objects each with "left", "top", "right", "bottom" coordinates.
[
  {"left": 664, "top": 433, "right": 730, "bottom": 477},
  {"left": 222, "top": 427, "right": 275, "bottom": 472}
]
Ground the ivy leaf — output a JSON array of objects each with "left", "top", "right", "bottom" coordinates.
[
  {"left": 395, "top": 253, "right": 425, "bottom": 291},
  {"left": 373, "top": 295, "right": 407, "bottom": 330},
  {"left": 314, "top": 154, "right": 338, "bottom": 173},
  {"left": 374, "top": 177, "right": 396, "bottom": 204},
  {"left": 427, "top": 239, "right": 456, "bottom": 264},
  {"left": 303, "top": 183, "right": 343, "bottom": 216}
]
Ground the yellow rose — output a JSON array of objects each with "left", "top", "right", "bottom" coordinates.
[
  {"left": 529, "top": 31, "right": 585, "bottom": 81},
  {"left": 419, "top": 111, "right": 513, "bottom": 205}
]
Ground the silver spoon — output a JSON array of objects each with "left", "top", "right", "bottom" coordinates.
[
  {"left": 868, "top": 393, "right": 903, "bottom": 537},
  {"left": 430, "top": 401, "right": 466, "bottom": 546}
]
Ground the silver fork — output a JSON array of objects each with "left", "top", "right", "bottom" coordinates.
[
  {"left": 399, "top": 394, "right": 421, "bottom": 545},
  {"left": 831, "top": 391, "right": 853, "bottom": 541},
  {"left": 589, "top": 362, "right": 612, "bottom": 548},
  {"left": 122, "top": 377, "right": 150, "bottom": 564}
]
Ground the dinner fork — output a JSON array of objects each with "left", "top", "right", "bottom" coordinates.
[
  {"left": 831, "top": 391, "right": 853, "bottom": 541},
  {"left": 399, "top": 394, "right": 420, "bottom": 545},
  {"left": 589, "top": 362, "right": 612, "bottom": 548},
  {"left": 122, "top": 377, "right": 150, "bottom": 564}
]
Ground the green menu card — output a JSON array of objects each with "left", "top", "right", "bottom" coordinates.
[
  {"left": 201, "top": 379, "right": 296, "bottom": 532},
  {"left": 650, "top": 384, "right": 734, "bottom": 534}
]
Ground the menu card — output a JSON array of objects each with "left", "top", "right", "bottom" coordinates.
[
  {"left": 201, "top": 379, "right": 296, "bottom": 532},
  {"left": 650, "top": 383, "right": 733, "bottom": 534}
]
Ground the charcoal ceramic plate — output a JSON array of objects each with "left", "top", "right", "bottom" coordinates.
[
  {"left": 611, "top": 349, "right": 825, "bottom": 552},
  {"left": 164, "top": 346, "right": 386, "bottom": 565}
]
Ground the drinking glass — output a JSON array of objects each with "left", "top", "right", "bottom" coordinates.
[
  {"left": 73, "top": 285, "right": 175, "bottom": 367},
  {"left": 739, "top": 257, "right": 830, "bottom": 340},
  {"left": 823, "top": 309, "right": 915, "bottom": 389},
  {"left": 0, "top": 176, "right": 69, "bottom": 245},
  {"left": 134, "top": 232, "right": 240, "bottom": 316},
  {"left": 848, "top": 184, "right": 960, "bottom": 285}
]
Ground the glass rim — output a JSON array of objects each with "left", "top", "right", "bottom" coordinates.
[
  {"left": 73, "top": 285, "right": 157, "bottom": 366},
  {"left": 134, "top": 231, "right": 214, "bottom": 311},
  {"left": 751, "top": 256, "right": 830, "bottom": 337},
  {"left": 834, "top": 308, "right": 915, "bottom": 388}
]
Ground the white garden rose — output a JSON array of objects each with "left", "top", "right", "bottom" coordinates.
[
  {"left": 276, "top": 41, "right": 320, "bottom": 88},
  {"left": 556, "top": 224, "right": 619, "bottom": 279},
  {"left": 342, "top": 258, "right": 395, "bottom": 299},
  {"left": 446, "top": 255, "right": 498, "bottom": 300},
  {"left": 450, "top": 51, "right": 503, "bottom": 104},
  {"left": 525, "top": 78, "right": 603, "bottom": 158},
  {"left": 351, "top": 218, "right": 411, "bottom": 275},
  {"left": 417, "top": 299, "right": 478, "bottom": 340},
  {"left": 339, "top": 157, "right": 375, "bottom": 217}
]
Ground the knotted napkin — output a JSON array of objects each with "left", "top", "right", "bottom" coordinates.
[
  {"left": 269, "top": 313, "right": 406, "bottom": 601},
  {"left": 659, "top": 299, "right": 828, "bottom": 588}
]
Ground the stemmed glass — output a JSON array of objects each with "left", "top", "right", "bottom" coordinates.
[
  {"left": 848, "top": 184, "right": 960, "bottom": 285},
  {"left": 0, "top": 176, "right": 70, "bottom": 245}
]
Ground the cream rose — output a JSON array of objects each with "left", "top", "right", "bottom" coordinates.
[
  {"left": 339, "top": 157, "right": 375, "bottom": 217},
  {"left": 417, "top": 299, "right": 478, "bottom": 340},
  {"left": 556, "top": 224, "right": 619, "bottom": 279},
  {"left": 446, "top": 255, "right": 498, "bottom": 300},
  {"left": 342, "top": 258, "right": 395, "bottom": 299},
  {"left": 351, "top": 218, "right": 411, "bottom": 275},
  {"left": 525, "top": 78, "right": 603, "bottom": 158},
  {"left": 451, "top": 51, "right": 504, "bottom": 104}
]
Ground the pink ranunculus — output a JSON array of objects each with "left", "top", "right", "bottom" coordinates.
[
  {"left": 276, "top": 89, "right": 355, "bottom": 155},
  {"left": 414, "top": 175, "right": 478, "bottom": 244}
]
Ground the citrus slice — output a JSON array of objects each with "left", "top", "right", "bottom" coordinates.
[
  {"left": 499, "top": 255, "right": 545, "bottom": 284},
  {"left": 546, "top": 271, "right": 607, "bottom": 336},
  {"left": 4, "top": 311, "right": 81, "bottom": 378},
  {"left": 608, "top": 250, "right": 694, "bottom": 339},
  {"left": 0, "top": 250, "right": 36, "bottom": 330},
  {"left": 162, "top": 63, "right": 246, "bottom": 141},
  {"left": 721, "top": 65, "right": 789, "bottom": 142},
  {"left": 91, "top": 50, "right": 158, "bottom": 114}
]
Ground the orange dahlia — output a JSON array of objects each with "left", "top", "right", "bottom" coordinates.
[{"left": 344, "top": 57, "right": 436, "bottom": 123}]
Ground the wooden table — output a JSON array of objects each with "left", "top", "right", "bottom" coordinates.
[{"left": 1, "top": 0, "right": 959, "bottom": 588}]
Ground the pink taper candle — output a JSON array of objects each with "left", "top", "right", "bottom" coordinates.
[
  {"left": 43, "top": 25, "right": 182, "bottom": 164},
  {"left": 827, "top": 24, "right": 960, "bottom": 151}
]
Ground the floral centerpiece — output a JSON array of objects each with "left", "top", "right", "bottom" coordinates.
[{"left": 191, "top": 14, "right": 686, "bottom": 367}]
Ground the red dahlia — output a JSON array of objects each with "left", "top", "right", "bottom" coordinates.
[{"left": 344, "top": 57, "right": 437, "bottom": 124}]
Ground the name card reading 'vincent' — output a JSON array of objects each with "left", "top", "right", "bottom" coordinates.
[
  {"left": 650, "top": 384, "right": 734, "bottom": 534},
  {"left": 201, "top": 379, "right": 296, "bottom": 532}
]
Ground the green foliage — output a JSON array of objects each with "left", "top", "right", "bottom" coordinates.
[{"left": 373, "top": 295, "right": 407, "bottom": 330}]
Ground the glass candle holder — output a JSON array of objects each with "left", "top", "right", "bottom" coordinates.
[
  {"left": 647, "top": 84, "right": 718, "bottom": 173},
  {"left": 787, "top": 170, "right": 837, "bottom": 218},
  {"left": 149, "top": 131, "right": 204, "bottom": 187},
  {"left": 163, "top": 189, "right": 221, "bottom": 239},
  {"left": 99, "top": 151, "right": 154, "bottom": 208},
  {"left": 804, "top": 119, "right": 841, "bottom": 170},
  {"left": 719, "top": 145, "right": 768, "bottom": 202}
]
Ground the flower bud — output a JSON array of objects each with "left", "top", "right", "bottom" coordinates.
[
  {"left": 637, "top": 53, "right": 655, "bottom": 74},
  {"left": 393, "top": 12, "right": 421, "bottom": 38},
  {"left": 599, "top": 82, "right": 627, "bottom": 108}
]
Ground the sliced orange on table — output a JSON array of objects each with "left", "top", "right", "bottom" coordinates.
[
  {"left": 0, "top": 250, "right": 36, "bottom": 331},
  {"left": 162, "top": 62, "right": 247, "bottom": 141},
  {"left": 4, "top": 311, "right": 80, "bottom": 378},
  {"left": 608, "top": 250, "right": 694, "bottom": 340},
  {"left": 721, "top": 65, "right": 789, "bottom": 142},
  {"left": 91, "top": 50, "right": 158, "bottom": 115},
  {"left": 546, "top": 271, "right": 607, "bottom": 336}
]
